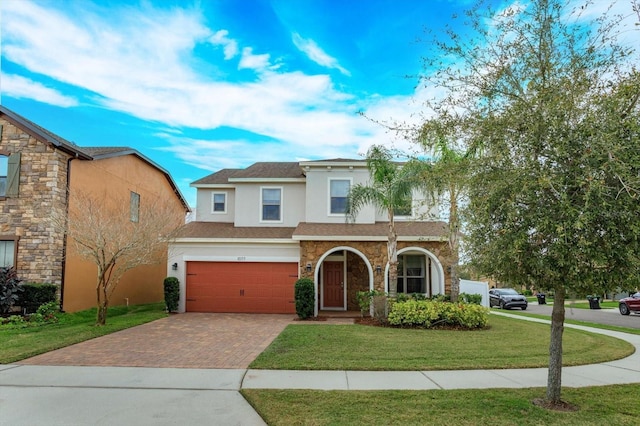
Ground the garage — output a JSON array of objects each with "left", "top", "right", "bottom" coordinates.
[{"left": 185, "top": 261, "right": 298, "bottom": 313}]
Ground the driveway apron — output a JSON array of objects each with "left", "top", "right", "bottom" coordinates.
[{"left": 18, "top": 313, "right": 294, "bottom": 369}]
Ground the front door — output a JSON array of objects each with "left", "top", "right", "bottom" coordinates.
[{"left": 323, "top": 261, "right": 344, "bottom": 309}]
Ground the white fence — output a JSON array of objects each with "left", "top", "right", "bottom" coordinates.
[{"left": 459, "top": 279, "right": 490, "bottom": 307}]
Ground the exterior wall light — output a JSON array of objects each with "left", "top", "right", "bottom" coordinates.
[
  {"left": 306, "top": 262, "right": 312, "bottom": 272},
  {"left": 376, "top": 265, "right": 382, "bottom": 274},
  {"left": 172, "top": 263, "right": 178, "bottom": 271}
]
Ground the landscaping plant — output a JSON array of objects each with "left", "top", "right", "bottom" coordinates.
[
  {"left": 294, "top": 278, "right": 314, "bottom": 319},
  {"left": 0, "top": 267, "right": 23, "bottom": 314},
  {"left": 163, "top": 277, "right": 180, "bottom": 313}
]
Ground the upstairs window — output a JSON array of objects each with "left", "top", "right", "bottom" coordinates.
[
  {"left": 330, "top": 179, "right": 350, "bottom": 214},
  {"left": 212, "top": 192, "right": 226, "bottom": 213},
  {"left": 0, "top": 152, "right": 21, "bottom": 198},
  {"left": 130, "top": 191, "right": 140, "bottom": 222},
  {"left": 394, "top": 194, "right": 412, "bottom": 217},
  {"left": 0, "top": 155, "right": 7, "bottom": 197},
  {"left": 261, "top": 188, "right": 281, "bottom": 221}
]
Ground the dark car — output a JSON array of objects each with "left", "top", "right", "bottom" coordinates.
[
  {"left": 489, "top": 288, "right": 528, "bottom": 310},
  {"left": 619, "top": 292, "right": 640, "bottom": 316}
]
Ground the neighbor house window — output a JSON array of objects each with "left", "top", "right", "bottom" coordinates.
[
  {"left": 0, "top": 152, "right": 21, "bottom": 198},
  {"left": 330, "top": 179, "right": 350, "bottom": 214},
  {"left": 261, "top": 188, "right": 281, "bottom": 221},
  {"left": 0, "top": 155, "right": 7, "bottom": 197},
  {"left": 130, "top": 191, "right": 140, "bottom": 222},
  {"left": 396, "top": 254, "right": 426, "bottom": 294},
  {"left": 0, "top": 239, "right": 16, "bottom": 268},
  {"left": 212, "top": 192, "right": 226, "bottom": 213}
]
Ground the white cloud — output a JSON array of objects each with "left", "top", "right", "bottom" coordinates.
[
  {"left": 0, "top": 73, "right": 78, "bottom": 107},
  {"left": 292, "top": 32, "right": 351, "bottom": 76},
  {"left": 209, "top": 29, "right": 238, "bottom": 59},
  {"left": 238, "top": 47, "right": 272, "bottom": 71},
  {"left": 0, "top": 1, "right": 406, "bottom": 160}
]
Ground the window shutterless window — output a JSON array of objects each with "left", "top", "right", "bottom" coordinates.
[
  {"left": 396, "top": 255, "right": 426, "bottom": 294},
  {"left": 330, "top": 179, "right": 350, "bottom": 214},
  {"left": 0, "top": 240, "right": 16, "bottom": 268},
  {"left": 212, "top": 192, "right": 226, "bottom": 213},
  {"left": 394, "top": 194, "right": 412, "bottom": 217},
  {"left": 130, "top": 192, "right": 140, "bottom": 222},
  {"left": 261, "top": 188, "right": 281, "bottom": 221}
]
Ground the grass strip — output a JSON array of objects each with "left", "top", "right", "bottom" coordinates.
[
  {"left": 1, "top": 303, "right": 167, "bottom": 364},
  {"left": 504, "top": 310, "right": 640, "bottom": 336},
  {"left": 250, "top": 315, "right": 633, "bottom": 370},
  {"left": 242, "top": 385, "right": 639, "bottom": 426}
]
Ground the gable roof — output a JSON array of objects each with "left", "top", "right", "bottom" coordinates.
[
  {"left": 0, "top": 105, "right": 91, "bottom": 160},
  {"left": 0, "top": 106, "right": 190, "bottom": 212},
  {"left": 292, "top": 221, "right": 448, "bottom": 241},
  {"left": 192, "top": 162, "right": 305, "bottom": 186}
]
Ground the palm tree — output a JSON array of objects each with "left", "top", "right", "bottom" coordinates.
[
  {"left": 346, "top": 145, "right": 416, "bottom": 297},
  {"left": 409, "top": 131, "right": 471, "bottom": 302}
]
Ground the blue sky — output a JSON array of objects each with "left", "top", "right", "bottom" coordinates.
[{"left": 1, "top": 0, "right": 637, "bottom": 207}]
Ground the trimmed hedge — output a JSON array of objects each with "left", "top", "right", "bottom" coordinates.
[
  {"left": 18, "top": 283, "right": 58, "bottom": 313},
  {"left": 164, "top": 277, "right": 180, "bottom": 313},
  {"left": 294, "top": 278, "right": 314, "bottom": 319},
  {"left": 388, "top": 300, "right": 489, "bottom": 329}
]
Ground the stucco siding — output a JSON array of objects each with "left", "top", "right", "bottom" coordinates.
[{"left": 234, "top": 182, "right": 305, "bottom": 227}]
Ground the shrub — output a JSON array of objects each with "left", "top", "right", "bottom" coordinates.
[
  {"left": 163, "top": 277, "right": 180, "bottom": 313},
  {"left": 459, "top": 292, "right": 483, "bottom": 305},
  {"left": 294, "top": 278, "right": 314, "bottom": 319},
  {"left": 388, "top": 300, "right": 489, "bottom": 329},
  {"left": 18, "top": 283, "right": 58, "bottom": 313},
  {"left": 357, "top": 290, "right": 386, "bottom": 317},
  {"left": 0, "top": 267, "right": 23, "bottom": 314}
]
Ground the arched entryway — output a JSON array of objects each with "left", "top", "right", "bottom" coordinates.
[
  {"left": 313, "top": 246, "right": 374, "bottom": 317},
  {"left": 384, "top": 247, "right": 445, "bottom": 297}
]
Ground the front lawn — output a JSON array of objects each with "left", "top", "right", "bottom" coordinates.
[
  {"left": 242, "top": 385, "right": 639, "bottom": 425},
  {"left": 250, "top": 315, "right": 633, "bottom": 370},
  {"left": 0, "top": 303, "right": 167, "bottom": 364}
]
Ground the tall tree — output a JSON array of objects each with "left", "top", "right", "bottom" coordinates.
[
  {"left": 346, "top": 145, "right": 416, "bottom": 298},
  {"left": 54, "top": 190, "right": 184, "bottom": 325},
  {"left": 421, "top": 0, "right": 640, "bottom": 406}
]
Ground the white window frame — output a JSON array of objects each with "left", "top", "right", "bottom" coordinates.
[
  {"left": 397, "top": 254, "right": 427, "bottom": 295},
  {"left": 260, "top": 186, "right": 283, "bottom": 223},
  {"left": 328, "top": 178, "right": 352, "bottom": 216},
  {"left": 211, "top": 192, "right": 227, "bottom": 214},
  {"left": 394, "top": 193, "right": 413, "bottom": 219}
]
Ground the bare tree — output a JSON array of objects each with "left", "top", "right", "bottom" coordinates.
[{"left": 54, "top": 190, "right": 184, "bottom": 325}]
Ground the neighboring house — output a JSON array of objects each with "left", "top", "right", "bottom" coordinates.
[
  {"left": 0, "top": 106, "right": 190, "bottom": 312},
  {"left": 168, "top": 159, "right": 450, "bottom": 316}
]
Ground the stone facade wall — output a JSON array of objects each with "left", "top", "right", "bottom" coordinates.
[
  {"left": 0, "top": 118, "right": 70, "bottom": 284},
  {"left": 300, "top": 239, "right": 452, "bottom": 310}
]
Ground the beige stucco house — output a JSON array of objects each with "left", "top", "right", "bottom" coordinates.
[
  {"left": 168, "top": 160, "right": 451, "bottom": 316},
  {"left": 0, "top": 106, "right": 190, "bottom": 312}
]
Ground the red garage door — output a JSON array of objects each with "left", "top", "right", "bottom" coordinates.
[{"left": 186, "top": 262, "right": 298, "bottom": 313}]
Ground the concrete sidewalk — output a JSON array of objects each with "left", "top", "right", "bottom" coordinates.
[{"left": 2, "top": 312, "right": 639, "bottom": 425}]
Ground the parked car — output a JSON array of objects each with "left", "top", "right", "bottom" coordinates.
[
  {"left": 489, "top": 288, "right": 528, "bottom": 310},
  {"left": 618, "top": 292, "right": 640, "bottom": 316}
]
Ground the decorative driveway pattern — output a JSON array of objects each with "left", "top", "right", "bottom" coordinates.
[{"left": 18, "top": 313, "right": 294, "bottom": 369}]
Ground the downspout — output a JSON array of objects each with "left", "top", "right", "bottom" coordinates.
[{"left": 59, "top": 154, "right": 77, "bottom": 312}]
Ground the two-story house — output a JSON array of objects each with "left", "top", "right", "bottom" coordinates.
[
  {"left": 0, "top": 106, "right": 190, "bottom": 312},
  {"left": 168, "top": 159, "right": 450, "bottom": 316}
]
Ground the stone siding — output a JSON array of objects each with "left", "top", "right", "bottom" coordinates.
[
  {"left": 300, "top": 239, "right": 451, "bottom": 309},
  {"left": 0, "top": 119, "right": 70, "bottom": 284}
]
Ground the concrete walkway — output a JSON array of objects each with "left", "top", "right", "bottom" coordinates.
[{"left": 2, "top": 312, "right": 639, "bottom": 425}]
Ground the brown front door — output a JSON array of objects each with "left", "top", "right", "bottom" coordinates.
[{"left": 323, "top": 261, "right": 344, "bottom": 308}]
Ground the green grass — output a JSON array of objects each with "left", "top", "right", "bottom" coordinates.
[
  {"left": 0, "top": 303, "right": 167, "bottom": 364},
  {"left": 503, "top": 310, "right": 640, "bottom": 336},
  {"left": 242, "top": 385, "right": 639, "bottom": 425},
  {"left": 249, "top": 315, "right": 633, "bottom": 370},
  {"left": 566, "top": 301, "right": 618, "bottom": 310}
]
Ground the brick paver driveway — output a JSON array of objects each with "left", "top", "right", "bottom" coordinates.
[{"left": 18, "top": 313, "right": 294, "bottom": 369}]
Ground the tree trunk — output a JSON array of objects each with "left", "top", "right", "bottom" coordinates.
[
  {"left": 96, "top": 302, "right": 108, "bottom": 326},
  {"left": 449, "top": 257, "right": 459, "bottom": 302},
  {"left": 387, "top": 215, "right": 398, "bottom": 298},
  {"left": 546, "top": 285, "right": 565, "bottom": 403}
]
